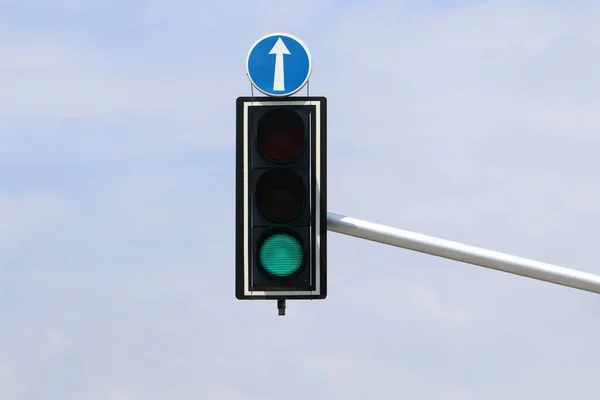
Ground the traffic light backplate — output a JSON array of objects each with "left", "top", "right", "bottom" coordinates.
[{"left": 236, "top": 96, "right": 327, "bottom": 301}]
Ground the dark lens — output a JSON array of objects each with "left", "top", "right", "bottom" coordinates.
[
  {"left": 256, "top": 168, "right": 305, "bottom": 221},
  {"left": 257, "top": 108, "right": 304, "bottom": 162}
]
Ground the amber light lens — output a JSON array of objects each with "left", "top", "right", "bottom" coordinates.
[
  {"left": 257, "top": 108, "right": 304, "bottom": 162},
  {"left": 255, "top": 168, "right": 305, "bottom": 221}
]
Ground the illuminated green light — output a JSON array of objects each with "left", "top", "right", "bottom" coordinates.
[{"left": 259, "top": 233, "right": 303, "bottom": 277}]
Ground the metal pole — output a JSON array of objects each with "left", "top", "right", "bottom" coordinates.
[{"left": 327, "top": 212, "right": 600, "bottom": 295}]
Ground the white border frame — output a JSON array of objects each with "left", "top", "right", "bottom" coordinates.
[{"left": 243, "top": 99, "right": 322, "bottom": 296}]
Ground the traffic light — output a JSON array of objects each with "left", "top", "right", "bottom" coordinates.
[{"left": 236, "top": 96, "right": 327, "bottom": 303}]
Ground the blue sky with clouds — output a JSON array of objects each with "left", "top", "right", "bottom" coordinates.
[{"left": 2, "top": 0, "right": 600, "bottom": 399}]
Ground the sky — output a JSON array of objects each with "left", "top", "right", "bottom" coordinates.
[{"left": 1, "top": 0, "right": 600, "bottom": 398}]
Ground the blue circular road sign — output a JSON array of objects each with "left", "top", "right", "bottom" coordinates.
[{"left": 246, "top": 33, "right": 312, "bottom": 97}]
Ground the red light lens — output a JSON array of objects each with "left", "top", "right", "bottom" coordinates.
[{"left": 257, "top": 108, "right": 304, "bottom": 162}]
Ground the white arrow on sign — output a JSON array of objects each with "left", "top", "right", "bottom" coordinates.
[{"left": 269, "top": 37, "right": 290, "bottom": 91}]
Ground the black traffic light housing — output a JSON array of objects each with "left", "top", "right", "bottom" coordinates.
[{"left": 236, "top": 96, "right": 327, "bottom": 302}]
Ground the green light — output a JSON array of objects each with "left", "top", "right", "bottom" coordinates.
[{"left": 259, "top": 233, "right": 303, "bottom": 277}]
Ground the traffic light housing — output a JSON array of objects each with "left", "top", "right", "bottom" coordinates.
[{"left": 236, "top": 96, "right": 327, "bottom": 300}]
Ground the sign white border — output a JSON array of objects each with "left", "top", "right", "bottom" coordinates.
[{"left": 245, "top": 32, "right": 313, "bottom": 98}]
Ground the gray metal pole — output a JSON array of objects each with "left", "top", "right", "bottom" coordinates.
[{"left": 327, "top": 212, "right": 600, "bottom": 295}]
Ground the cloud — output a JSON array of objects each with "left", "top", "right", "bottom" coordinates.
[
  {"left": 0, "top": 37, "right": 239, "bottom": 159},
  {"left": 0, "top": 363, "right": 13, "bottom": 383},
  {"left": 2, "top": 0, "right": 600, "bottom": 399},
  {"left": 0, "top": 192, "right": 67, "bottom": 265}
]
